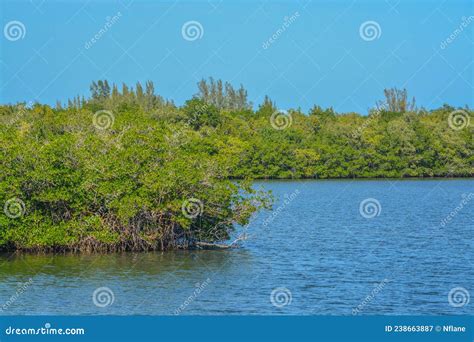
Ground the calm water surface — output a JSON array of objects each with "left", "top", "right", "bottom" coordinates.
[{"left": 1, "top": 179, "right": 473, "bottom": 315}]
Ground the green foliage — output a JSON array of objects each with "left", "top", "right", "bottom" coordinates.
[
  {"left": 0, "top": 82, "right": 472, "bottom": 252},
  {"left": 182, "top": 98, "right": 221, "bottom": 129},
  {"left": 196, "top": 77, "right": 252, "bottom": 110},
  {"left": 0, "top": 100, "right": 269, "bottom": 252}
]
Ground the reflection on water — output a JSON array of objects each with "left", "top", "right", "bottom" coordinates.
[
  {"left": 1, "top": 250, "right": 240, "bottom": 278},
  {"left": 0, "top": 180, "right": 473, "bottom": 315},
  {"left": 0, "top": 250, "right": 251, "bottom": 315}
]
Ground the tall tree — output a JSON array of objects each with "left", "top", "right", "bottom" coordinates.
[{"left": 379, "top": 88, "right": 416, "bottom": 113}]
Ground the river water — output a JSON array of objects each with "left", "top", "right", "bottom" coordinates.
[{"left": 1, "top": 179, "right": 473, "bottom": 315}]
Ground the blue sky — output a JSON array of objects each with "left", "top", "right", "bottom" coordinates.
[{"left": 0, "top": 0, "right": 472, "bottom": 113}]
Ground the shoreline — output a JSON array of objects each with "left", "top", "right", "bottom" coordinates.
[
  {"left": 243, "top": 176, "right": 474, "bottom": 181},
  {"left": 2, "top": 177, "right": 472, "bottom": 254}
]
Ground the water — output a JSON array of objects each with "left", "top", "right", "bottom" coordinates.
[{"left": 1, "top": 179, "right": 473, "bottom": 315}]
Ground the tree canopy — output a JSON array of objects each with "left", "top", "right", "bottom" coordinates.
[{"left": 0, "top": 80, "right": 472, "bottom": 252}]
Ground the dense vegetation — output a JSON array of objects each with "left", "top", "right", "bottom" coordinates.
[{"left": 0, "top": 79, "right": 472, "bottom": 252}]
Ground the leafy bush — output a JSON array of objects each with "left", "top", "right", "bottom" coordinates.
[{"left": 0, "top": 103, "right": 268, "bottom": 252}]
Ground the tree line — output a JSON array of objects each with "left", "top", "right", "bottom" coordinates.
[{"left": 0, "top": 78, "right": 471, "bottom": 252}]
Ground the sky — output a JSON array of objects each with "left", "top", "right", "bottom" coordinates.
[{"left": 0, "top": 0, "right": 473, "bottom": 113}]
